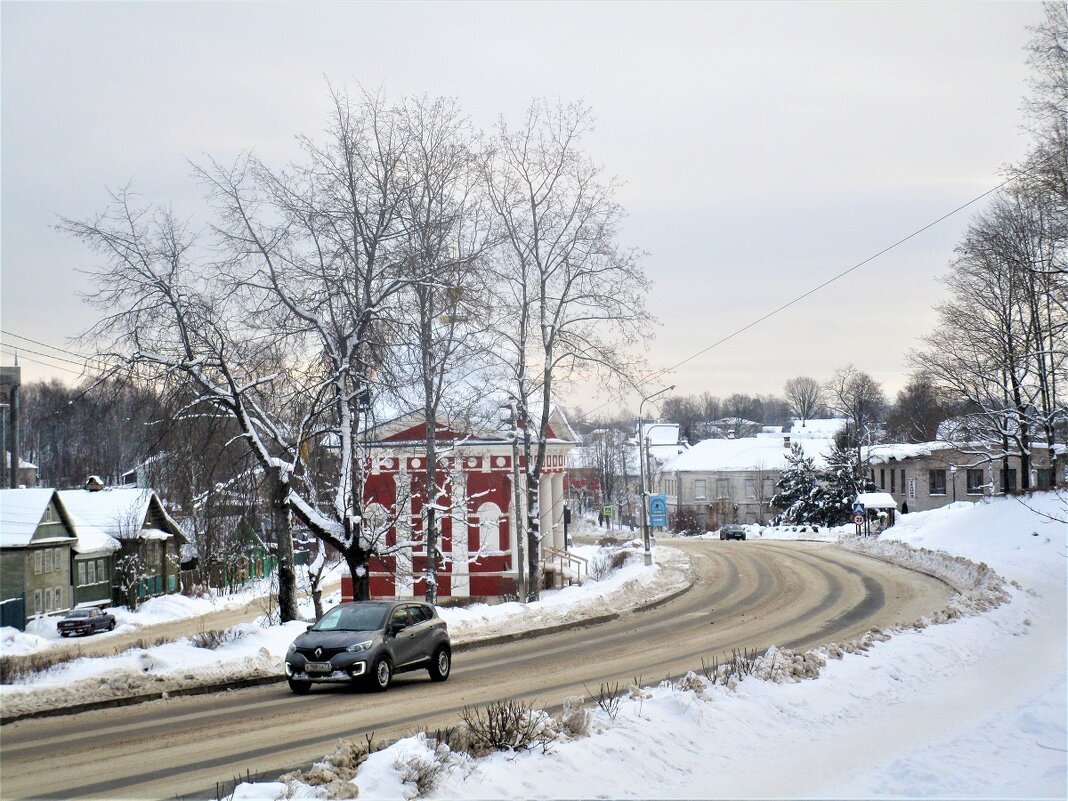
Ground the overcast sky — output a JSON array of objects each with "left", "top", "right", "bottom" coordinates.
[{"left": 0, "top": 1, "right": 1045, "bottom": 416}]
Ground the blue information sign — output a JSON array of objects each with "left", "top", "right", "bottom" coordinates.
[{"left": 649, "top": 494, "right": 668, "bottom": 527}]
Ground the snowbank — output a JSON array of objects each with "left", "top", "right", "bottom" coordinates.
[{"left": 231, "top": 492, "right": 1066, "bottom": 800}]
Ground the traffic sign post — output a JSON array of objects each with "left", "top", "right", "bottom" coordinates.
[{"left": 602, "top": 504, "right": 614, "bottom": 519}]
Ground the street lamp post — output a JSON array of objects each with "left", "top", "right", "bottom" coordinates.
[{"left": 638, "top": 385, "right": 675, "bottom": 567}]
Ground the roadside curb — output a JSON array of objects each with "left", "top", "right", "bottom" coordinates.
[{"left": 2, "top": 554, "right": 696, "bottom": 726}]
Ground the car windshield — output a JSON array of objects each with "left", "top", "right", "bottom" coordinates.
[
  {"left": 313, "top": 604, "right": 388, "bottom": 632},
  {"left": 66, "top": 610, "right": 92, "bottom": 618}
]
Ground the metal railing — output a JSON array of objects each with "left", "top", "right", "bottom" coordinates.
[{"left": 541, "top": 547, "right": 587, "bottom": 589}]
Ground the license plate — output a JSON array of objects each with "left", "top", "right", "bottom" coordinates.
[{"left": 304, "top": 662, "right": 331, "bottom": 672}]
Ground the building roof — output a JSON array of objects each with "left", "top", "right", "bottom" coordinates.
[
  {"left": 789, "top": 418, "right": 847, "bottom": 439},
  {"left": 0, "top": 488, "right": 74, "bottom": 547},
  {"left": 662, "top": 435, "right": 834, "bottom": 474},
  {"left": 57, "top": 488, "right": 180, "bottom": 553},
  {"left": 865, "top": 442, "right": 957, "bottom": 464},
  {"left": 855, "top": 492, "right": 898, "bottom": 509}
]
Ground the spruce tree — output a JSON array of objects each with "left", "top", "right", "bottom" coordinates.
[{"left": 771, "top": 444, "right": 822, "bottom": 524}]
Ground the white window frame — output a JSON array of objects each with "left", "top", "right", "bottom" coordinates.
[
  {"left": 54, "top": 586, "right": 63, "bottom": 609},
  {"left": 78, "top": 561, "right": 86, "bottom": 587},
  {"left": 98, "top": 558, "right": 107, "bottom": 583},
  {"left": 88, "top": 559, "right": 97, "bottom": 585},
  {"left": 34, "top": 549, "right": 42, "bottom": 575},
  {"left": 33, "top": 589, "right": 42, "bottom": 614},
  {"left": 693, "top": 479, "right": 706, "bottom": 500},
  {"left": 44, "top": 587, "right": 53, "bottom": 612}
]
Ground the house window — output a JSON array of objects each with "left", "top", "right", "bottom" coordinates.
[
  {"left": 42, "top": 506, "right": 55, "bottom": 523},
  {"left": 890, "top": 470, "right": 896, "bottom": 494},
  {"left": 762, "top": 478, "right": 774, "bottom": 500},
  {"left": 745, "top": 479, "right": 757, "bottom": 500},
  {"left": 966, "top": 469, "right": 984, "bottom": 495},
  {"left": 929, "top": 470, "right": 947, "bottom": 496},
  {"left": 44, "top": 588, "right": 53, "bottom": 612},
  {"left": 78, "top": 562, "right": 86, "bottom": 587},
  {"left": 97, "top": 559, "right": 107, "bottom": 583},
  {"left": 88, "top": 560, "right": 97, "bottom": 585},
  {"left": 880, "top": 469, "right": 886, "bottom": 489},
  {"left": 1001, "top": 469, "right": 1017, "bottom": 493},
  {"left": 693, "top": 479, "right": 706, "bottom": 500},
  {"left": 716, "top": 478, "right": 729, "bottom": 499},
  {"left": 43, "top": 548, "right": 52, "bottom": 573},
  {"left": 477, "top": 502, "right": 502, "bottom": 553},
  {"left": 33, "top": 589, "right": 42, "bottom": 614},
  {"left": 34, "top": 549, "right": 42, "bottom": 575},
  {"left": 54, "top": 586, "right": 62, "bottom": 609},
  {"left": 901, "top": 469, "right": 906, "bottom": 494}
]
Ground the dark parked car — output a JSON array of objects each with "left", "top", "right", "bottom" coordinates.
[
  {"left": 719, "top": 525, "right": 747, "bottom": 541},
  {"left": 57, "top": 608, "right": 116, "bottom": 636},
  {"left": 285, "top": 601, "right": 451, "bottom": 694}
]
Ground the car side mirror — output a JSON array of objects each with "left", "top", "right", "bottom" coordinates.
[
  {"left": 306, "top": 624, "right": 314, "bottom": 632},
  {"left": 388, "top": 621, "right": 406, "bottom": 636}
]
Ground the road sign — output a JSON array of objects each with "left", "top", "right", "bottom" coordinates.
[
  {"left": 852, "top": 501, "right": 866, "bottom": 515},
  {"left": 853, "top": 514, "right": 866, "bottom": 526},
  {"left": 602, "top": 504, "right": 614, "bottom": 518},
  {"left": 648, "top": 494, "right": 668, "bottom": 528}
]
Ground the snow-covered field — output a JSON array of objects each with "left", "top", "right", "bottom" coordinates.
[
  {"left": 233, "top": 492, "right": 1066, "bottom": 800},
  {"left": 0, "top": 544, "right": 690, "bottom": 718}
]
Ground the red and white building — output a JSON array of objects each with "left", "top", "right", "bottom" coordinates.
[{"left": 345, "top": 406, "right": 578, "bottom": 601}]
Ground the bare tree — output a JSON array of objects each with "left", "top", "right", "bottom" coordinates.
[
  {"left": 825, "top": 365, "right": 886, "bottom": 467},
  {"left": 884, "top": 372, "right": 948, "bottom": 443},
  {"left": 391, "top": 96, "right": 497, "bottom": 603},
  {"left": 485, "top": 100, "right": 652, "bottom": 599},
  {"left": 783, "top": 376, "right": 824, "bottom": 427}
]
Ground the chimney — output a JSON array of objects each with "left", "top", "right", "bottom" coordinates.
[{"left": 783, "top": 435, "right": 791, "bottom": 449}]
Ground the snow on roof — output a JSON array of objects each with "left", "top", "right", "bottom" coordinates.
[
  {"left": 855, "top": 492, "right": 897, "bottom": 509},
  {"left": 789, "top": 418, "right": 847, "bottom": 439},
  {"left": 865, "top": 442, "right": 956, "bottom": 464},
  {"left": 662, "top": 435, "right": 833, "bottom": 473},
  {"left": 0, "top": 488, "right": 70, "bottom": 547},
  {"left": 57, "top": 488, "right": 175, "bottom": 552}
]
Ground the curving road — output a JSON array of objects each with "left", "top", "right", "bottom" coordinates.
[{"left": 1, "top": 540, "right": 954, "bottom": 801}]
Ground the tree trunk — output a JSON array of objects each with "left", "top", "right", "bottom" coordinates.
[
  {"left": 269, "top": 470, "right": 300, "bottom": 622},
  {"left": 344, "top": 546, "right": 371, "bottom": 601}
]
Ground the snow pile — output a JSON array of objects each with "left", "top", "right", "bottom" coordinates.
[{"left": 231, "top": 492, "right": 1066, "bottom": 800}]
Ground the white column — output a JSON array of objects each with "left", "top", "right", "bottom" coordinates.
[
  {"left": 394, "top": 471, "right": 413, "bottom": 598},
  {"left": 551, "top": 472, "right": 565, "bottom": 551},
  {"left": 539, "top": 474, "right": 553, "bottom": 558},
  {"left": 450, "top": 470, "right": 469, "bottom": 597}
]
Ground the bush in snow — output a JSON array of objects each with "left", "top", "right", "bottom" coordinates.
[
  {"left": 699, "top": 647, "right": 760, "bottom": 687},
  {"left": 586, "top": 680, "right": 625, "bottom": 721},
  {"left": 190, "top": 628, "right": 246, "bottom": 650},
  {"left": 588, "top": 548, "right": 634, "bottom": 581},
  {"left": 459, "top": 699, "right": 556, "bottom": 754}
]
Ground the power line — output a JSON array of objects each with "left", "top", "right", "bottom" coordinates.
[
  {"left": 0, "top": 330, "right": 95, "bottom": 361},
  {"left": 579, "top": 172, "right": 1021, "bottom": 423}
]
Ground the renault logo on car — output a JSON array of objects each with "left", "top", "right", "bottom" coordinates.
[{"left": 314, "top": 647, "right": 323, "bottom": 659}]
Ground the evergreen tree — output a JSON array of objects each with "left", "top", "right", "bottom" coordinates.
[
  {"left": 771, "top": 444, "right": 822, "bottom": 524},
  {"left": 818, "top": 442, "right": 876, "bottom": 526}
]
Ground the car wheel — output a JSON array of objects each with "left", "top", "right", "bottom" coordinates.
[
  {"left": 428, "top": 646, "right": 451, "bottom": 682},
  {"left": 720, "top": 533, "right": 726, "bottom": 540},
  {"left": 60, "top": 631, "right": 68, "bottom": 638},
  {"left": 288, "top": 678, "right": 311, "bottom": 695},
  {"left": 370, "top": 656, "right": 392, "bottom": 692},
  {"left": 108, "top": 620, "right": 116, "bottom": 631},
  {"left": 741, "top": 535, "right": 747, "bottom": 540}
]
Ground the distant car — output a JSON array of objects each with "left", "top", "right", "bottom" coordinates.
[
  {"left": 285, "top": 601, "right": 451, "bottom": 694},
  {"left": 719, "top": 525, "right": 747, "bottom": 541},
  {"left": 57, "top": 608, "right": 116, "bottom": 637}
]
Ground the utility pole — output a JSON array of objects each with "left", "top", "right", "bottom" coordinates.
[{"left": 637, "top": 385, "right": 674, "bottom": 567}]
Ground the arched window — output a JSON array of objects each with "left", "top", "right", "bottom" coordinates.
[{"left": 476, "top": 502, "right": 502, "bottom": 554}]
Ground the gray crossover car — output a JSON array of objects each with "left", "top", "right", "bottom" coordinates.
[{"left": 285, "top": 600, "right": 451, "bottom": 694}]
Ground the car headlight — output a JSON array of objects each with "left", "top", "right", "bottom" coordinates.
[
  {"left": 287, "top": 643, "right": 297, "bottom": 655},
  {"left": 346, "top": 640, "right": 374, "bottom": 653}
]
